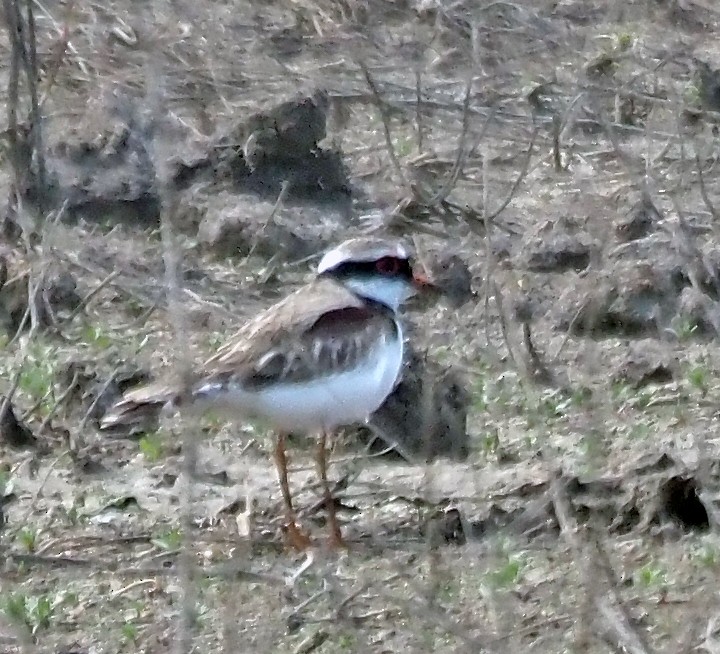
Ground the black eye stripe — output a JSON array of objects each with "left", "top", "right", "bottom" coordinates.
[{"left": 329, "top": 257, "right": 412, "bottom": 278}]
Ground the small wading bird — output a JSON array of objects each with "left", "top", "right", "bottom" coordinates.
[{"left": 101, "top": 237, "right": 437, "bottom": 549}]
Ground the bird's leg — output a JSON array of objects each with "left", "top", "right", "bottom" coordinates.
[
  {"left": 273, "top": 433, "right": 311, "bottom": 550},
  {"left": 315, "top": 430, "right": 346, "bottom": 549}
]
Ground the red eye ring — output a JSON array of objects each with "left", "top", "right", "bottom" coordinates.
[{"left": 376, "top": 257, "right": 400, "bottom": 275}]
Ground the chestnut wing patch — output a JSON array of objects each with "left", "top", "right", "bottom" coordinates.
[{"left": 308, "top": 306, "right": 377, "bottom": 334}]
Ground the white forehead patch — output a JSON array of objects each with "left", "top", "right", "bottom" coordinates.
[
  {"left": 317, "top": 239, "right": 408, "bottom": 273},
  {"left": 317, "top": 249, "right": 349, "bottom": 273}
]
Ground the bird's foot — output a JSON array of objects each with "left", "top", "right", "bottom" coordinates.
[{"left": 324, "top": 508, "right": 349, "bottom": 551}]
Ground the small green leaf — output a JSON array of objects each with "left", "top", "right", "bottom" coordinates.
[
  {"left": 17, "top": 527, "right": 38, "bottom": 552},
  {"left": 139, "top": 435, "right": 164, "bottom": 462},
  {"left": 151, "top": 528, "right": 182, "bottom": 551},
  {"left": 121, "top": 621, "right": 139, "bottom": 642},
  {"left": 635, "top": 562, "right": 667, "bottom": 588},
  {"left": 488, "top": 558, "right": 522, "bottom": 589}
]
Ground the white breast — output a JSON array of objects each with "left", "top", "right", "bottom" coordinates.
[{"left": 198, "top": 320, "right": 404, "bottom": 434}]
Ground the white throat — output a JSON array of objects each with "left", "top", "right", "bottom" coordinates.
[{"left": 340, "top": 276, "right": 415, "bottom": 312}]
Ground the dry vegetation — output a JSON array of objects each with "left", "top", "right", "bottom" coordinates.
[{"left": 3, "top": 0, "right": 720, "bottom": 652}]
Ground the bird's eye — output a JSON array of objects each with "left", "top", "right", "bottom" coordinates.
[{"left": 375, "top": 257, "right": 401, "bottom": 275}]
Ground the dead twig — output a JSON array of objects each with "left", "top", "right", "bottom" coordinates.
[
  {"left": 490, "top": 277, "right": 523, "bottom": 374},
  {"left": 19, "top": 383, "right": 53, "bottom": 423},
  {"left": 520, "top": 319, "right": 554, "bottom": 384},
  {"left": 37, "top": 21, "right": 70, "bottom": 108},
  {"left": 5, "top": 302, "right": 31, "bottom": 349},
  {"left": 484, "top": 124, "right": 539, "bottom": 223},
  {"left": 246, "top": 179, "right": 291, "bottom": 261},
  {"left": 144, "top": 39, "right": 198, "bottom": 652},
  {"left": 54, "top": 250, "right": 157, "bottom": 314},
  {"left": 36, "top": 369, "right": 79, "bottom": 433},
  {"left": 23, "top": 0, "right": 48, "bottom": 203},
  {"left": 414, "top": 69, "right": 424, "bottom": 154},
  {"left": 427, "top": 72, "right": 475, "bottom": 205},
  {"left": 3, "top": 0, "right": 23, "bottom": 196},
  {"left": 0, "top": 357, "right": 27, "bottom": 433},
  {"left": 292, "top": 630, "right": 329, "bottom": 654},
  {"left": 552, "top": 113, "right": 563, "bottom": 171},
  {"left": 77, "top": 366, "right": 120, "bottom": 435},
  {"left": 357, "top": 60, "right": 409, "bottom": 191},
  {"left": 2, "top": 0, "right": 49, "bottom": 211},
  {"left": 66, "top": 269, "right": 122, "bottom": 322}
]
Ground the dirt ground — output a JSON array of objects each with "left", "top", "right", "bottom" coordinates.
[{"left": 3, "top": 0, "right": 720, "bottom": 652}]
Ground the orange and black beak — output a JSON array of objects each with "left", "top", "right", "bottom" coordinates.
[
  {"left": 412, "top": 271, "right": 437, "bottom": 291},
  {"left": 410, "top": 269, "right": 441, "bottom": 309}
]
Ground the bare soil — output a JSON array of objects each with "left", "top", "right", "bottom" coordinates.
[{"left": 3, "top": 1, "right": 720, "bottom": 652}]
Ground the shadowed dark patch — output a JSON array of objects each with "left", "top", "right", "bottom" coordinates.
[{"left": 660, "top": 476, "right": 709, "bottom": 531}]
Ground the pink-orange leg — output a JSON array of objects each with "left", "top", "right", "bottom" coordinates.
[
  {"left": 315, "top": 431, "right": 347, "bottom": 549},
  {"left": 273, "top": 433, "right": 311, "bottom": 551}
]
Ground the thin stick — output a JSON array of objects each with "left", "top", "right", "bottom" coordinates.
[
  {"left": 36, "top": 369, "right": 79, "bottom": 433},
  {"left": 5, "top": 302, "right": 31, "bottom": 349},
  {"left": 695, "top": 151, "right": 720, "bottom": 226},
  {"left": 245, "top": 179, "right": 290, "bottom": 260},
  {"left": 357, "top": 60, "right": 409, "bottom": 190},
  {"left": 428, "top": 73, "right": 475, "bottom": 205},
  {"left": 484, "top": 124, "right": 538, "bottom": 222},
  {"left": 66, "top": 269, "right": 122, "bottom": 321},
  {"left": 77, "top": 366, "right": 120, "bottom": 434},
  {"left": 414, "top": 68, "right": 424, "bottom": 154},
  {"left": 0, "top": 357, "right": 27, "bottom": 431},
  {"left": 3, "top": 0, "right": 22, "bottom": 194},
  {"left": 23, "top": 0, "right": 48, "bottom": 204}
]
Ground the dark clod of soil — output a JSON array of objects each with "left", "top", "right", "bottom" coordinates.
[
  {"left": 425, "top": 253, "right": 474, "bottom": 307},
  {"left": 612, "top": 342, "right": 674, "bottom": 388},
  {"left": 471, "top": 503, "right": 530, "bottom": 540},
  {"left": 673, "top": 286, "right": 720, "bottom": 336},
  {"left": 201, "top": 89, "right": 351, "bottom": 202},
  {"left": 695, "top": 59, "right": 720, "bottom": 112},
  {"left": 622, "top": 453, "right": 715, "bottom": 535},
  {"left": 520, "top": 219, "right": 593, "bottom": 273},
  {"left": 50, "top": 100, "right": 159, "bottom": 226},
  {"left": 559, "top": 261, "right": 682, "bottom": 337},
  {"left": 40, "top": 89, "right": 350, "bottom": 235},
  {"left": 197, "top": 203, "right": 320, "bottom": 260},
  {"left": 47, "top": 271, "right": 82, "bottom": 314},
  {"left": 560, "top": 474, "right": 642, "bottom": 534},
  {"left": 0, "top": 260, "right": 81, "bottom": 334},
  {"left": 365, "top": 347, "right": 469, "bottom": 462},
  {"left": 243, "top": 89, "right": 329, "bottom": 156},
  {"left": 615, "top": 194, "right": 660, "bottom": 243},
  {"left": 424, "top": 507, "right": 467, "bottom": 547},
  {"left": 659, "top": 475, "right": 709, "bottom": 531},
  {"left": 0, "top": 397, "right": 35, "bottom": 448}
]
